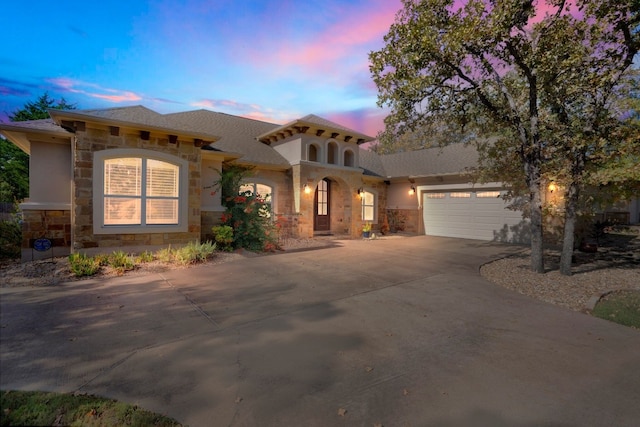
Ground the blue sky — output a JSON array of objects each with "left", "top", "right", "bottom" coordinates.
[{"left": 1, "top": 0, "right": 403, "bottom": 138}]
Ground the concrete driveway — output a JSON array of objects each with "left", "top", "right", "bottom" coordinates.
[{"left": 1, "top": 236, "right": 639, "bottom": 426}]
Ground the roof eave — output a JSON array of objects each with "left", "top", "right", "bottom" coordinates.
[
  {"left": 48, "top": 109, "right": 221, "bottom": 143},
  {"left": 257, "top": 119, "right": 374, "bottom": 145}
]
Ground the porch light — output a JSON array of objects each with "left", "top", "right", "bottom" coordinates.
[
  {"left": 408, "top": 185, "right": 416, "bottom": 195},
  {"left": 303, "top": 184, "right": 312, "bottom": 194},
  {"left": 357, "top": 187, "right": 364, "bottom": 198}
]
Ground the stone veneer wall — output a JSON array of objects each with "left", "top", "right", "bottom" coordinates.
[
  {"left": 296, "top": 163, "right": 386, "bottom": 238},
  {"left": 73, "top": 128, "right": 202, "bottom": 252},
  {"left": 22, "top": 209, "right": 72, "bottom": 249},
  {"left": 387, "top": 208, "right": 421, "bottom": 234}
]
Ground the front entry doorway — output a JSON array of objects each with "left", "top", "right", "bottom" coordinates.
[{"left": 314, "top": 179, "right": 331, "bottom": 233}]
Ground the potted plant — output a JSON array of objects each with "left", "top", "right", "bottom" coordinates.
[{"left": 362, "top": 222, "right": 372, "bottom": 238}]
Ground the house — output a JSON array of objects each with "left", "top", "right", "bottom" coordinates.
[{"left": 1, "top": 105, "right": 637, "bottom": 261}]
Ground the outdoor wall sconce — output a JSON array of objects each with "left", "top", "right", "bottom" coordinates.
[
  {"left": 303, "top": 184, "right": 311, "bottom": 194},
  {"left": 357, "top": 187, "right": 364, "bottom": 198},
  {"left": 408, "top": 185, "right": 416, "bottom": 195}
]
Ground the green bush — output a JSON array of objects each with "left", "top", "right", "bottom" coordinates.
[
  {"left": 135, "top": 250, "right": 155, "bottom": 263},
  {"left": 174, "top": 241, "right": 216, "bottom": 265},
  {"left": 156, "top": 246, "right": 175, "bottom": 263},
  {"left": 68, "top": 253, "right": 100, "bottom": 277},
  {"left": 0, "top": 212, "right": 22, "bottom": 260},
  {"left": 212, "top": 225, "right": 234, "bottom": 251},
  {"left": 215, "top": 163, "right": 278, "bottom": 252},
  {"left": 108, "top": 250, "right": 135, "bottom": 274},
  {"left": 94, "top": 253, "right": 111, "bottom": 266}
]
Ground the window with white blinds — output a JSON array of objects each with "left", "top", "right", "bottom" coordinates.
[
  {"left": 104, "top": 157, "right": 179, "bottom": 226},
  {"left": 361, "top": 190, "right": 376, "bottom": 221}
]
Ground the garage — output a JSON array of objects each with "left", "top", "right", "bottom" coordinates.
[{"left": 422, "top": 189, "right": 530, "bottom": 243}]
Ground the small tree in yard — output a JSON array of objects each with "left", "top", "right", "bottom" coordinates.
[
  {"left": 214, "top": 162, "right": 278, "bottom": 252},
  {"left": 370, "top": 0, "right": 639, "bottom": 275}
]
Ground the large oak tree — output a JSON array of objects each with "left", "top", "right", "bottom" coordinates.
[{"left": 370, "top": 0, "right": 639, "bottom": 274}]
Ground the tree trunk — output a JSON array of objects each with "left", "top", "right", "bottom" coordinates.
[
  {"left": 529, "top": 180, "right": 545, "bottom": 273},
  {"left": 560, "top": 181, "right": 580, "bottom": 276}
]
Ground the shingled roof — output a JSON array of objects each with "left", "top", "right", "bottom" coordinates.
[
  {"left": 165, "top": 110, "right": 290, "bottom": 168},
  {"left": 363, "top": 143, "right": 479, "bottom": 178},
  {"left": 48, "top": 106, "right": 221, "bottom": 142}
]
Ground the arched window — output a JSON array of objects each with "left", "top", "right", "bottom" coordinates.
[
  {"left": 327, "top": 141, "right": 338, "bottom": 164},
  {"left": 239, "top": 182, "right": 274, "bottom": 216},
  {"left": 344, "top": 149, "right": 355, "bottom": 167},
  {"left": 93, "top": 149, "right": 188, "bottom": 234},
  {"left": 309, "top": 144, "right": 318, "bottom": 162}
]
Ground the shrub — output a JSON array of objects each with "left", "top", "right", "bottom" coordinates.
[
  {"left": 94, "top": 253, "right": 111, "bottom": 266},
  {"left": 135, "top": 250, "right": 155, "bottom": 263},
  {"left": 212, "top": 225, "right": 234, "bottom": 251},
  {"left": 173, "top": 241, "right": 216, "bottom": 265},
  {"left": 68, "top": 253, "right": 100, "bottom": 277},
  {"left": 214, "top": 163, "right": 279, "bottom": 252},
  {"left": 108, "top": 250, "right": 135, "bottom": 274},
  {"left": 156, "top": 246, "right": 175, "bottom": 263},
  {"left": 0, "top": 210, "right": 22, "bottom": 260}
]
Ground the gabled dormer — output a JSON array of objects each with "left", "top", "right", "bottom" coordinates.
[{"left": 256, "top": 114, "right": 374, "bottom": 168}]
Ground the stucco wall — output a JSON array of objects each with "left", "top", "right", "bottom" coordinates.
[{"left": 29, "top": 140, "right": 72, "bottom": 204}]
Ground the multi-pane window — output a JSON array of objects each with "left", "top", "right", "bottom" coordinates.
[
  {"left": 425, "top": 193, "right": 446, "bottom": 199},
  {"left": 317, "top": 180, "right": 328, "bottom": 215},
  {"left": 450, "top": 192, "right": 471, "bottom": 198},
  {"left": 477, "top": 191, "right": 502, "bottom": 198},
  {"left": 361, "top": 191, "right": 375, "bottom": 221},
  {"left": 104, "top": 157, "right": 179, "bottom": 225}
]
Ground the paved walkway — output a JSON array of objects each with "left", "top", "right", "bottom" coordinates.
[{"left": 1, "top": 236, "right": 639, "bottom": 426}]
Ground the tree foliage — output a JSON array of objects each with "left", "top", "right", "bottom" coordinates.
[
  {"left": 8, "top": 92, "right": 76, "bottom": 121},
  {"left": 0, "top": 93, "right": 77, "bottom": 202},
  {"left": 370, "top": 0, "right": 639, "bottom": 274},
  {"left": 214, "top": 162, "right": 278, "bottom": 252}
]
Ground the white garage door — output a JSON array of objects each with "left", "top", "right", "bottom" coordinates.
[{"left": 422, "top": 190, "right": 529, "bottom": 243}]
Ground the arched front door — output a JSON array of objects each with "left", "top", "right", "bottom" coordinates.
[{"left": 314, "top": 178, "right": 330, "bottom": 232}]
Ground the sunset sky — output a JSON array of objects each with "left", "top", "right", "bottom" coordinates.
[{"left": 1, "top": 0, "right": 404, "bottom": 138}]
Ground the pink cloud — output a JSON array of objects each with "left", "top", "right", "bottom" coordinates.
[
  {"left": 245, "top": 1, "right": 402, "bottom": 76},
  {"left": 324, "top": 108, "right": 388, "bottom": 139},
  {"left": 191, "top": 98, "right": 295, "bottom": 124},
  {"left": 46, "top": 77, "right": 142, "bottom": 103}
]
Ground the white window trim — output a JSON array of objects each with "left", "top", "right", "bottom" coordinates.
[
  {"left": 361, "top": 188, "right": 378, "bottom": 223},
  {"left": 93, "top": 149, "right": 189, "bottom": 234}
]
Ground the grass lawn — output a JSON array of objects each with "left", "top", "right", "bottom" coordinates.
[
  {"left": 592, "top": 290, "right": 640, "bottom": 329},
  {"left": 1, "top": 390, "right": 182, "bottom": 427}
]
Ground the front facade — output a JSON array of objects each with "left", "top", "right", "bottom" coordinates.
[{"left": 1, "top": 105, "right": 638, "bottom": 261}]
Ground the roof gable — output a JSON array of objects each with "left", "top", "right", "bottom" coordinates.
[{"left": 257, "top": 114, "right": 374, "bottom": 145}]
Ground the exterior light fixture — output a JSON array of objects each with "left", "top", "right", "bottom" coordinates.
[
  {"left": 408, "top": 185, "right": 416, "bottom": 195},
  {"left": 303, "top": 184, "right": 311, "bottom": 194},
  {"left": 549, "top": 183, "right": 557, "bottom": 193},
  {"left": 357, "top": 187, "right": 364, "bottom": 198}
]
